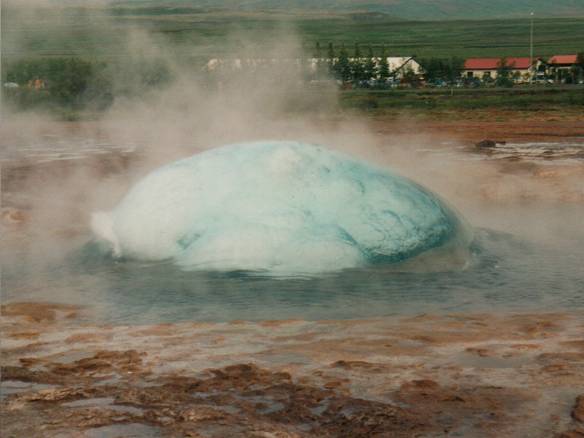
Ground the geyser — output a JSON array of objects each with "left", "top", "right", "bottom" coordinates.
[{"left": 92, "top": 141, "right": 470, "bottom": 274}]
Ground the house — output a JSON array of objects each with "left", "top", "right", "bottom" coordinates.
[
  {"left": 548, "top": 54, "right": 580, "bottom": 82},
  {"left": 548, "top": 54, "right": 578, "bottom": 69},
  {"left": 205, "top": 56, "right": 422, "bottom": 81},
  {"left": 27, "top": 78, "right": 46, "bottom": 90},
  {"left": 462, "top": 57, "right": 543, "bottom": 82},
  {"left": 386, "top": 57, "right": 423, "bottom": 78}
]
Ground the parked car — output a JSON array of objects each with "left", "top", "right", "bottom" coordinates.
[{"left": 426, "top": 79, "right": 448, "bottom": 88}]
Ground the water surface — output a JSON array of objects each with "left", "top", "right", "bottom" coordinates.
[{"left": 2, "top": 140, "right": 583, "bottom": 324}]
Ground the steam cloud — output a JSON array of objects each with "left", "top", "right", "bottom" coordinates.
[
  {"left": 2, "top": 0, "right": 583, "bottom": 272},
  {"left": 91, "top": 141, "right": 471, "bottom": 274}
]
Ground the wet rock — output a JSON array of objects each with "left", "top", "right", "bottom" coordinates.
[
  {"left": 1, "top": 207, "right": 28, "bottom": 225},
  {"left": 560, "top": 341, "right": 584, "bottom": 351},
  {"left": 1, "top": 302, "right": 79, "bottom": 323},
  {"left": 475, "top": 139, "right": 497, "bottom": 149},
  {"left": 55, "top": 406, "right": 144, "bottom": 429},
  {"left": 249, "top": 432, "right": 303, "bottom": 438},
  {"left": 8, "top": 331, "right": 41, "bottom": 340},
  {"left": 396, "top": 379, "right": 533, "bottom": 434},
  {"left": 401, "top": 379, "right": 440, "bottom": 391},
  {"left": 178, "top": 406, "right": 225, "bottom": 423},
  {"left": 330, "top": 360, "right": 385, "bottom": 372},
  {"left": 50, "top": 350, "right": 145, "bottom": 377},
  {"left": 510, "top": 343, "right": 541, "bottom": 351},
  {"left": 19, "top": 387, "right": 95, "bottom": 403},
  {"left": 538, "top": 353, "right": 584, "bottom": 365},
  {"left": 1, "top": 366, "right": 71, "bottom": 385},
  {"left": 557, "top": 430, "right": 584, "bottom": 438},
  {"left": 323, "top": 380, "right": 347, "bottom": 389},
  {"left": 83, "top": 423, "right": 162, "bottom": 438},
  {"left": 465, "top": 347, "right": 493, "bottom": 357},
  {"left": 65, "top": 333, "right": 114, "bottom": 344},
  {"left": 2, "top": 311, "right": 584, "bottom": 437},
  {"left": 321, "top": 397, "right": 428, "bottom": 437},
  {"left": 573, "top": 396, "right": 584, "bottom": 423}
]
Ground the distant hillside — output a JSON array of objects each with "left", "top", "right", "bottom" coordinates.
[{"left": 111, "top": 0, "right": 584, "bottom": 20}]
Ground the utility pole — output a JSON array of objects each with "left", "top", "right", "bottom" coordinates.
[{"left": 529, "top": 11, "right": 534, "bottom": 84}]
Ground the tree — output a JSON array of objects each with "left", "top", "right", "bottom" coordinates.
[
  {"left": 495, "top": 57, "right": 514, "bottom": 87},
  {"left": 447, "top": 57, "right": 464, "bottom": 82},
  {"left": 351, "top": 58, "right": 365, "bottom": 84},
  {"left": 327, "top": 43, "right": 336, "bottom": 75},
  {"left": 6, "top": 57, "right": 115, "bottom": 110},
  {"left": 327, "top": 43, "right": 335, "bottom": 59},
  {"left": 334, "top": 45, "right": 352, "bottom": 83},
  {"left": 401, "top": 68, "right": 421, "bottom": 87},
  {"left": 363, "top": 46, "right": 376, "bottom": 81},
  {"left": 354, "top": 43, "right": 361, "bottom": 58},
  {"left": 315, "top": 42, "right": 322, "bottom": 58},
  {"left": 420, "top": 57, "right": 464, "bottom": 83},
  {"left": 574, "top": 52, "right": 584, "bottom": 83},
  {"left": 377, "top": 46, "right": 390, "bottom": 82},
  {"left": 419, "top": 58, "right": 442, "bottom": 82},
  {"left": 577, "top": 52, "right": 584, "bottom": 69}
]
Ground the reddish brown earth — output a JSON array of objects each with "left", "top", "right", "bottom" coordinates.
[
  {"left": 2, "top": 303, "right": 584, "bottom": 437},
  {"left": 1, "top": 112, "right": 583, "bottom": 436},
  {"left": 370, "top": 110, "right": 584, "bottom": 144}
]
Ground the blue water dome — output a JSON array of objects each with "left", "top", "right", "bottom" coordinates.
[{"left": 92, "top": 141, "right": 472, "bottom": 275}]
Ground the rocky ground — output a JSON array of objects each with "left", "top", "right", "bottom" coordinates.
[
  {"left": 370, "top": 109, "right": 584, "bottom": 144},
  {"left": 1, "top": 302, "right": 584, "bottom": 437},
  {"left": 2, "top": 113, "right": 583, "bottom": 437}
]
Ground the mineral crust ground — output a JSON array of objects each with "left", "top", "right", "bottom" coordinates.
[{"left": 2, "top": 302, "right": 584, "bottom": 437}]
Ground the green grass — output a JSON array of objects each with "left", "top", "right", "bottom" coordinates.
[
  {"left": 3, "top": 5, "right": 584, "bottom": 120},
  {"left": 111, "top": 1, "right": 584, "bottom": 21},
  {"left": 295, "top": 17, "right": 584, "bottom": 58},
  {"left": 340, "top": 86, "right": 584, "bottom": 113},
  {"left": 3, "top": 6, "right": 584, "bottom": 62}
]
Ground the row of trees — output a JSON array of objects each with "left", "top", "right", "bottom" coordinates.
[
  {"left": 313, "top": 42, "right": 387, "bottom": 60},
  {"left": 4, "top": 57, "right": 172, "bottom": 111},
  {"left": 477, "top": 55, "right": 584, "bottom": 87},
  {"left": 313, "top": 42, "right": 584, "bottom": 86},
  {"left": 558, "top": 53, "right": 584, "bottom": 84},
  {"left": 417, "top": 57, "right": 465, "bottom": 83},
  {"left": 330, "top": 46, "right": 390, "bottom": 83},
  {"left": 311, "top": 42, "right": 465, "bottom": 86},
  {"left": 5, "top": 58, "right": 113, "bottom": 108},
  {"left": 5, "top": 50, "right": 584, "bottom": 113}
]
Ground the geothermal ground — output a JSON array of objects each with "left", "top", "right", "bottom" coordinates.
[
  {"left": 1, "top": 114, "right": 584, "bottom": 437},
  {"left": 2, "top": 303, "right": 584, "bottom": 437}
]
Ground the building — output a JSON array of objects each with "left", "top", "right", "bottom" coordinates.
[
  {"left": 548, "top": 54, "right": 578, "bottom": 69},
  {"left": 462, "top": 57, "right": 543, "bottom": 83},
  {"left": 205, "top": 56, "right": 422, "bottom": 81},
  {"left": 548, "top": 54, "right": 580, "bottom": 82},
  {"left": 386, "top": 57, "right": 423, "bottom": 78},
  {"left": 205, "top": 58, "right": 304, "bottom": 72}
]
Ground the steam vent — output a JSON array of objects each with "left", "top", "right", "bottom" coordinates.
[{"left": 92, "top": 141, "right": 470, "bottom": 274}]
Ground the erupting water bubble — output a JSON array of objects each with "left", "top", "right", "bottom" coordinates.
[{"left": 91, "top": 142, "right": 471, "bottom": 275}]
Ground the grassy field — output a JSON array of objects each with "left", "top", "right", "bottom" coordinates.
[
  {"left": 3, "top": 5, "right": 583, "bottom": 120},
  {"left": 110, "top": 0, "right": 584, "bottom": 21},
  {"left": 295, "top": 17, "right": 584, "bottom": 58},
  {"left": 2, "top": 6, "right": 584, "bottom": 62},
  {"left": 341, "top": 86, "right": 584, "bottom": 114}
]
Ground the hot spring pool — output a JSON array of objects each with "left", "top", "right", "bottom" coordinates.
[
  {"left": 3, "top": 216, "right": 583, "bottom": 325},
  {"left": 2, "top": 141, "right": 583, "bottom": 325}
]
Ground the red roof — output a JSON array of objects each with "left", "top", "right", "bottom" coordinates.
[
  {"left": 549, "top": 54, "right": 578, "bottom": 65},
  {"left": 464, "top": 57, "right": 533, "bottom": 70}
]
